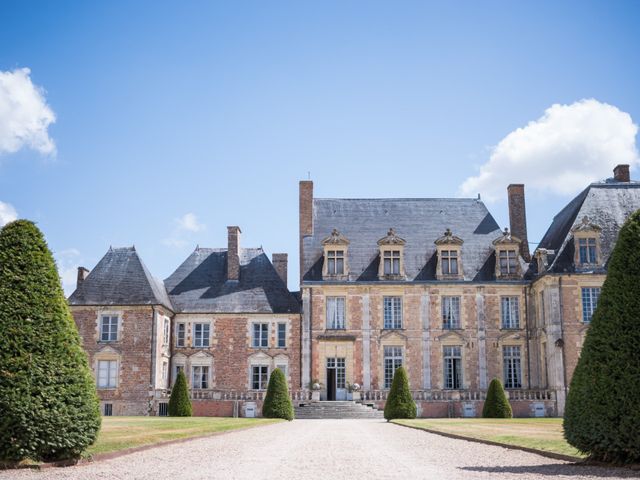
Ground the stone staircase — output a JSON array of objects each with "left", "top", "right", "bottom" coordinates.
[{"left": 294, "top": 401, "right": 384, "bottom": 419}]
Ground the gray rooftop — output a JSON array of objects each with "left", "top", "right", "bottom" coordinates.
[
  {"left": 68, "top": 247, "right": 173, "bottom": 310},
  {"left": 302, "top": 197, "right": 506, "bottom": 282},
  {"left": 165, "top": 247, "right": 300, "bottom": 314}
]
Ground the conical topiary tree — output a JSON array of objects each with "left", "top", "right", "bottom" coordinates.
[
  {"left": 564, "top": 210, "right": 640, "bottom": 463},
  {"left": 482, "top": 378, "right": 512, "bottom": 418},
  {"left": 262, "top": 368, "right": 294, "bottom": 420},
  {"left": 0, "top": 220, "right": 101, "bottom": 463},
  {"left": 168, "top": 370, "right": 192, "bottom": 417},
  {"left": 384, "top": 366, "right": 417, "bottom": 420}
]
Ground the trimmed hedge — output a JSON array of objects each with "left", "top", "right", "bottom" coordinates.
[
  {"left": 564, "top": 210, "right": 640, "bottom": 463},
  {"left": 262, "top": 368, "right": 294, "bottom": 420},
  {"left": 168, "top": 370, "right": 192, "bottom": 417},
  {"left": 384, "top": 366, "right": 417, "bottom": 421},
  {"left": 0, "top": 220, "right": 101, "bottom": 463},
  {"left": 482, "top": 378, "right": 512, "bottom": 418}
]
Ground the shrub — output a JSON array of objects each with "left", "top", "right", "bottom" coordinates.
[
  {"left": 384, "top": 366, "right": 416, "bottom": 421},
  {"left": 262, "top": 368, "right": 294, "bottom": 420},
  {"left": 0, "top": 220, "right": 101, "bottom": 463},
  {"left": 564, "top": 210, "right": 640, "bottom": 463},
  {"left": 482, "top": 378, "right": 512, "bottom": 418},
  {"left": 168, "top": 370, "right": 192, "bottom": 417}
]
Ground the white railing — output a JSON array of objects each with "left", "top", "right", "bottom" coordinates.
[
  {"left": 155, "top": 389, "right": 313, "bottom": 401},
  {"left": 360, "top": 389, "right": 555, "bottom": 402}
]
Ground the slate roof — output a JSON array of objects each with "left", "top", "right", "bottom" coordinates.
[
  {"left": 302, "top": 197, "right": 508, "bottom": 282},
  {"left": 165, "top": 247, "right": 300, "bottom": 314},
  {"left": 532, "top": 178, "right": 640, "bottom": 275},
  {"left": 69, "top": 247, "right": 173, "bottom": 310}
]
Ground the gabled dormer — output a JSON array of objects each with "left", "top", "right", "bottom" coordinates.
[
  {"left": 571, "top": 216, "right": 602, "bottom": 269},
  {"left": 377, "top": 228, "right": 406, "bottom": 279},
  {"left": 322, "top": 228, "right": 350, "bottom": 279},
  {"left": 434, "top": 228, "right": 464, "bottom": 280},
  {"left": 493, "top": 228, "right": 522, "bottom": 280}
]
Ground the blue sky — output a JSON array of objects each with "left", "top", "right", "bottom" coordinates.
[{"left": 1, "top": 1, "right": 639, "bottom": 292}]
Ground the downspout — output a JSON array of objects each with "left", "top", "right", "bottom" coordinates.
[
  {"left": 558, "top": 277, "right": 568, "bottom": 399},
  {"left": 150, "top": 306, "right": 157, "bottom": 397},
  {"left": 523, "top": 286, "right": 531, "bottom": 389}
]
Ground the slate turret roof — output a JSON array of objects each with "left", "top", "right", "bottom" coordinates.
[
  {"left": 68, "top": 247, "right": 173, "bottom": 310},
  {"left": 302, "top": 197, "right": 508, "bottom": 282},
  {"left": 165, "top": 247, "right": 300, "bottom": 314}
]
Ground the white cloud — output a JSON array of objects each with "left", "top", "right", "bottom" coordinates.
[
  {"left": 0, "top": 68, "right": 56, "bottom": 156},
  {"left": 460, "top": 99, "right": 640, "bottom": 201},
  {"left": 55, "top": 248, "right": 82, "bottom": 295},
  {"left": 0, "top": 201, "right": 18, "bottom": 226},
  {"left": 163, "top": 213, "right": 205, "bottom": 248},
  {"left": 176, "top": 212, "right": 204, "bottom": 232}
]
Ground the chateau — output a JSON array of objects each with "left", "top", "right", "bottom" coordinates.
[{"left": 69, "top": 165, "right": 640, "bottom": 417}]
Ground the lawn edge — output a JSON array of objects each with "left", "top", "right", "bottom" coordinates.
[
  {"left": 390, "top": 420, "right": 583, "bottom": 463},
  {"left": 35, "top": 418, "right": 284, "bottom": 470}
]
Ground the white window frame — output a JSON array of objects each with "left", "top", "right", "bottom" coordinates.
[
  {"left": 326, "top": 250, "right": 345, "bottom": 275},
  {"left": 383, "top": 250, "right": 401, "bottom": 275},
  {"left": 251, "top": 365, "right": 269, "bottom": 390},
  {"left": 443, "top": 345, "right": 462, "bottom": 389},
  {"left": 383, "top": 346, "right": 403, "bottom": 389},
  {"left": 499, "top": 249, "right": 518, "bottom": 275},
  {"left": 191, "top": 365, "right": 209, "bottom": 389},
  {"left": 326, "top": 297, "right": 346, "bottom": 329},
  {"left": 503, "top": 345, "right": 522, "bottom": 389},
  {"left": 193, "top": 323, "right": 210, "bottom": 348},
  {"left": 163, "top": 318, "right": 170, "bottom": 346},
  {"left": 500, "top": 297, "right": 520, "bottom": 329},
  {"left": 252, "top": 323, "right": 269, "bottom": 348},
  {"left": 581, "top": 287, "right": 601, "bottom": 323},
  {"left": 578, "top": 237, "right": 598, "bottom": 264},
  {"left": 100, "top": 315, "right": 119, "bottom": 342},
  {"left": 442, "top": 296, "right": 461, "bottom": 329},
  {"left": 277, "top": 322, "right": 287, "bottom": 348},
  {"left": 176, "top": 322, "right": 186, "bottom": 347},
  {"left": 441, "top": 250, "right": 459, "bottom": 275},
  {"left": 383, "top": 296, "right": 402, "bottom": 329},
  {"left": 97, "top": 359, "right": 118, "bottom": 389}
]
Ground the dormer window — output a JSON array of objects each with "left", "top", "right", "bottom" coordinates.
[
  {"left": 572, "top": 217, "right": 601, "bottom": 267},
  {"left": 322, "top": 228, "right": 350, "bottom": 279},
  {"left": 493, "top": 228, "right": 522, "bottom": 280},
  {"left": 377, "top": 229, "right": 406, "bottom": 279},
  {"left": 435, "top": 228, "right": 464, "bottom": 280}
]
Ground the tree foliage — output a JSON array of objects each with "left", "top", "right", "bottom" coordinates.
[
  {"left": 482, "top": 378, "right": 512, "bottom": 418},
  {"left": 0, "top": 220, "right": 101, "bottom": 463},
  {"left": 168, "top": 370, "right": 192, "bottom": 417},
  {"left": 262, "top": 368, "right": 294, "bottom": 421},
  {"left": 384, "top": 366, "right": 417, "bottom": 420},
  {"left": 564, "top": 209, "right": 640, "bottom": 463}
]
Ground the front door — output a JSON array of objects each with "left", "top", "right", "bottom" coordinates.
[{"left": 326, "top": 357, "right": 347, "bottom": 400}]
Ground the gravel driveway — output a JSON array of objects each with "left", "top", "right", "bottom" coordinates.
[{"left": 2, "top": 419, "right": 636, "bottom": 480}]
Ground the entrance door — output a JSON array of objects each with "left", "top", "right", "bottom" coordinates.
[{"left": 326, "top": 357, "right": 347, "bottom": 401}]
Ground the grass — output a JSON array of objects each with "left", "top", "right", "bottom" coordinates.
[
  {"left": 85, "top": 416, "right": 282, "bottom": 457},
  {"left": 392, "top": 418, "right": 585, "bottom": 459}
]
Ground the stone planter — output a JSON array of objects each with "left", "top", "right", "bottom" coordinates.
[
  {"left": 311, "top": 390, "right": 320, "bottom": 401},
  {"left": 350, "top": 391, "right": 361, "bottom": 401}
]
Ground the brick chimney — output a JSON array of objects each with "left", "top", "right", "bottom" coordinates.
[
  {"left": 507, "top": 184, "right": 530, "bottom": 261},
  {"left": 614, "top": 164, "right": 630, "bottom": 182},
  {"left": 227, "top": 226, "right": 241, "bottom": 281},
  {"left": 299, "top": 180, "right": 314, "bottom": 282},
  {"left": 272, "top": 253, "right": 288, "bottom": 287},
  {"left": 76, "top": 267, "right": 89, "bottom": 289}
]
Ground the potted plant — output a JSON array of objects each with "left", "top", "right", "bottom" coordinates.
[
  {"left": 347, "top": 382, "right": 361, "bottom": 401},
  {"left": 310, "top": 379, "right": 322, "bottom": 401}
]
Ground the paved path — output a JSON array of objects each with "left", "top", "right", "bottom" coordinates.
[{"left": 2, "top": 419, "right": 637, "bottom": 480}]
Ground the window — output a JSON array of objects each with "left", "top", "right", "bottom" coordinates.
[
  {"left": 97, "top": 360, "right": 117, "bottom": 388},
  {"left": 326, "top": 297, "right": 346, "bottom": 329},
  {"left": 383, "top": 296, "right": 403, "bottom": 329},
  {"left": 499, "top": 249, "right": 518, "bottom": 276},
  {"left": 252, "top": 365, "right": 269, "bottom": 390},
  {"left": 578, "top": 238, "right": 597, "bottom": 264},
  {"left": 443, "top": 346, "right": 462, "bottom": 389},
  {"left": 383, "top": 346, "right": 403, "bottom": 389},
  {"left": 581, "top": 287, "right": 601, "bottom": 323},
  {"left": 192, "top": 365, "right": 209, "bottom": 389},
  {"left": 162, "top": 361, "right": 168, "bottom": 381},
  {"left": 163, "top": 318, "right": 170, "bottom": 346},
  {"left": 100, "top": 315, "right": 118, "bottom": 342},
  {"left": 158, "top": 403, "right": 168, "bottom": 416},
  {"left": 326, "top": 250, "right": 345, "bottom": 275},
  {"left": 176, "top": 323, "right": 186, "bottom": 347},
  {"left": 501, "top": 297, "right": 520, "bottom": 329},
  {"left": 503, "top": 346, "right": 522, "bottom": 389},
  {"left": 383, "top": 250, "right": 401, "bottom": 275},
  {"left": 275, "top": 364, "right": 287, "bottom": 377},
  {"left": 327, "top": 357, "right": 346, "bottom": 389},
  {"left": 103, "top": 403, "right": 113, "bottom": 416},
  {"left": 252, "top": 323, "right": 269, "bottom": 348},
  {"left": 442, "top": 296, "right": 461, "bottom": 329},
  {"left": 441, "top": 250, "right": 459, "bottom": 275},
  {"left": 277, "top": 323, "right": 286, "bottom": 348},
  {"left": 193, "top": 323, "right": 210, "bottom": 347}
]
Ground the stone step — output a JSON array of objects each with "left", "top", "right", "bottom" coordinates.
[{"left": 294, "top": 400, "right": 384, "bottom": 419}]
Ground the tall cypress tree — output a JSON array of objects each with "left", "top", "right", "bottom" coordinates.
[
  {"left": 564, "top": 210, "right": 640, "bottom": 463},
  {"left": 482, "top": 378, "right": 512, "bottom": 418},
  {"left": 168, "top": 370, "right": 192, "bottom": 416},
  {"left": 0, "top": 220, "right": 101, "bottom": 463},
  {"left": 384, "top": 366, "right": 417, "bottom": 420},
  {"left": 262, "top": 368, "right": 294, "bottom": 420}
]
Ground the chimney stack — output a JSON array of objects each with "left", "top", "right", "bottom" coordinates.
[
  {"left": 272, "top": 253, "right": 288, "bottom": 287},
  {"left": 77, "top": 267, "right": 89, "bottom": 289},
  {"left": 227, "top": 226, "right": 241, "bottom": 281},
  {"left": 507, "top": 184, "right": 530, "bottom": 261},
  {"left": 299, "top": 180, "right": 314, "bottom": 282},
  {"left": 613, "top": 164, "right": 630, "bottom": 182}
]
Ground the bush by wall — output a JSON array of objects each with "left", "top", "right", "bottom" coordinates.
[
  {"left": 384, "top": 366, "right": 417, "bottom": 420},
  {"left": 482, "top": 378, "right": 512, "bottom": 418},
  {"left": 262, "top": 368, "right": 294, "bottom": 421},
  {"left": 168, "top": 370, "right": 192, "bottom": 417}
]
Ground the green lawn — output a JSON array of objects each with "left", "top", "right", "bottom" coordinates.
[
  {"left": 393, "top": 418, "right": 584, "bottom": 459},
  {"left": 86, "top": 416, "right": 282, "bottom": 457}
]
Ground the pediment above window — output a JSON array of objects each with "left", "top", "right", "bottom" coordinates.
[
  {"left": 434, "top": 228, "right": 464, "bottom": 246},
  {"left": 96, "top": 345, "right": 121, "bottom": 356},
  {"left": 437, "top": 330, "right": 467, "bottom": 343},
  {"left": 322, "top": 228, "right": 350, "bottom": 246},
  {"left": 248, "top": 351, "right": 273, "bottom": 362},
  {"left": 377, "top": 228, "right": 406, "bottom": 246},
  {"left": 189, "top": 351, "right": 213, "bottom": 360},
  {"left": 380, "top": 330, "right": 407, "bottom": 342},
  {"left": 492, "top": 227, "right": 521, "bottom": 247},
  {"left": 571, "top": 216, "right": 602, "bottom": 234}
]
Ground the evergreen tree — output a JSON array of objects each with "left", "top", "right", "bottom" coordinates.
[
  {"left": 482, "top": 378, "right": 512, "bottom": 418},
  {"left": 168, "top": 370, "right": 192, "bottom": 416},
  {"left": 262, "top": 368, "right": 294, "bottom": 420},
  {"left": 564, "top": 210, "right": 640, "bottom": 463},
  {"left": 384, "top": 366, "right": 417, "bottom": 421},
  {"left": 0, "top": 220, "right": 101, "bottom": 463}
]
